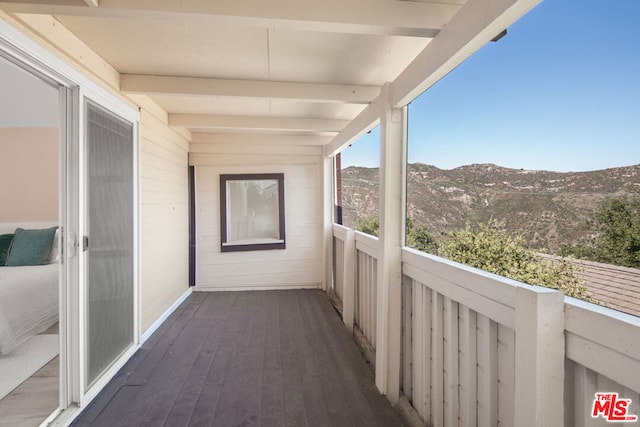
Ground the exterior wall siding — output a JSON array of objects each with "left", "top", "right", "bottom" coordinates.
[
  {"left": 192, "top": 144, "right": 324, "bottom": 290},
  {"left": 139, "top": 110, "right": 189, "bottom": 332}
]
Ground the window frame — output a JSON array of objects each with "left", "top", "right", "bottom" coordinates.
[{"left": 219, "top": 173, "right": 286, "bottom": 252}]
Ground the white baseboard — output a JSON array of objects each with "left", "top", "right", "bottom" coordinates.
[
  {"left": 141, "top": 287, "right": 193, "bottom": 344},
  {"left": 194, "top": 283, "right": 321, "bottom": 292}
]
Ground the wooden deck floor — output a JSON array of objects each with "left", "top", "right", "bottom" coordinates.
[{"left": 72, "top": 290, "right": 404, "bottom": 427}]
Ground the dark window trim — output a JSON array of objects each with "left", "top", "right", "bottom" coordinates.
[{"left": 220, "top": 173, "right": 285, "bottom": 252}]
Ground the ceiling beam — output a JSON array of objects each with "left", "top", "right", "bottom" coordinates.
[
  {"left": 324, "top": 0, "right": 542, "bottom": 158},
  {"left": 192, "top": 133, "right": 332, "bottom": 146},
  {"left": 325, "top": 95, "right": 383, "bottom": 157},
  {"left": 4, "top": 0, "right": 461, "bottom": 37},
  {"left": 169, "top": 114, "right": 348, "bottom": 133},
  {"left": 391, "top": 0, "right": 541, "bottom": 107},
  {"left": 121, "top": 75, "right": 380, "bottom": 104}
]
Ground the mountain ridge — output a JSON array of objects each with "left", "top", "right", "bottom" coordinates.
[{"left": 340, "top": 163, "right": 640, "bottom": 253}]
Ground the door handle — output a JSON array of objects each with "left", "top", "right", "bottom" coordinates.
[{"left": 66, "top": 230, "right": 78, "bottom": 258}]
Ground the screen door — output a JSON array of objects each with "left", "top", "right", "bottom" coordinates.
[{"left": 84, "top": 101, "right": 135, "bottom": 388}]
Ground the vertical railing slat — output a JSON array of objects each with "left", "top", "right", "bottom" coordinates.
[
  {"left": 497, "top": 325, "right": 515, "bottom": 427},
  {"left": 372, "top": 258, "right": 377, "bottom": 348},
  {"left": 342, "top": 228, "right": 356, "bottom": 333},
  {"left": 355, "top": 251, "right": 361, "bottom": 329},
  {"left": 458, "top": 306, "right": 477, "bottom": 427},
  {"left": 412, "top": 280, "right": 424, "bottom": 418},
  {"left": 423, "top": 284, "right": 432, "bottom": 422},
  {"left": 477, "top": 314, "right": 498, "bottom": 427},
  {"left": 431, "top": 290, "right": 444, "bottom": 427},
  {"left": 401, "top": 276, "right": 413, "bottom": 401},
  {"left": 443, "top": 296, "right": 459, "bottom": 427},
  {"left": 364, "top": 253, "right": 370, "bottom": 339},
  {"left": 334, "top": 237, "right": 344, "bottom": 300}
]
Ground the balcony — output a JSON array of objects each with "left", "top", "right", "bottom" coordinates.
[
  {"left": 71, "top": 290, "right": 403, "bottom": 426},
  {"left": 0, "top": 1, "right": 637, "bottom": 426},
  {"left": 72, "top": 224, "right": 640, "bottom": 426}
]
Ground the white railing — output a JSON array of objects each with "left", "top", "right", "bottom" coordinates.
[
  {"left": 401, "top": 247, "right": 565, "bottom": 426},
  {"left": 564, "top": 298, "right": 640, "bottom": 426},
  {"left": 332, "top": 224, "right": 378, "bottom": 347},
  {"left": 331, "top": 224, "right": 640, "bottom": 425},
  {"left": 332, "top": 224, "right": 347, "bottom": 303},
  {"left": 355, "top": 231, "right": 378, "bottom": 349}
]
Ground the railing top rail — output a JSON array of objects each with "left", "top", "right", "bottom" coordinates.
[
  {"left": 565, "top": 297, "right": 640, "bottom": 391},
  {"left": 355, "top": 230, "right": 379, "bottom": 258},
  {"left": 332, "top": 223, "right": 349, "bottom": 240},
  {"left": 354, "top": 230, "right": 379, "bottom": 243},
  {"left": 565, "top": 296, "right": 640, "bottom": 361},
  {"left": 401, "top": 247, "right": 567, "bottom": 329},
  {"left": 403, "top": 246, "right": 558, "bottom": 297}
]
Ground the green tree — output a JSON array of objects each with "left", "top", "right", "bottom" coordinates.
[
  {"left": 354, "top": 215, "right": 379, "bottom": 237},
  {"left": 354, "top": 215, "right": 438, "bottom": 253},
  {"left": 440, "top": 221, "right": 592, "bottom": 301},
  {"left": 561, "top": 198, "right": 640, "bottom": 269},
  {"left": 406, "top": 218, "right": 438, "bottom": 254}
]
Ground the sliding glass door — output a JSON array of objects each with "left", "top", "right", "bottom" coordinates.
[
  {"left": 0, "top": 50, "right": 65, "bottom": 427},
  {"left": 2, "top": 19, "right": 140, "bottom": 423},
  {"left": 84, "top": 101, "right": 136, "bottom": 389}
]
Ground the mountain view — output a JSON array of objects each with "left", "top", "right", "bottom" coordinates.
[{"left": 340, "top": 163, "right": 640, "bottom": 253}]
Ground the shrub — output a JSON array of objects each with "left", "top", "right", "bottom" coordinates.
[
  {"left": 562, "top": 198, "right": 640, "bottom": 269},
  {"left": 354, "top": 215, "right": 439, "bottom": 253},
  {"left": 440, "top": 221, "right": 593, "bottom": 301}
]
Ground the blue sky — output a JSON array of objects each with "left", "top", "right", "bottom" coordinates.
[{"left": 341, "top": 0, "right": 640, "bottom": 172}]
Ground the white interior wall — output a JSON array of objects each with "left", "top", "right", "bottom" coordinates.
[
  {"left": 0, "top": 57, "right": 60, "bottom": 224},
  {"left": 192, "top": 144, "right": 324, "bottom": 290},
  {"left": 0, "top": 128, "right": 58, "bottom": 223}
]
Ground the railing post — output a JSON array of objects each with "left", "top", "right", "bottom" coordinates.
[
  {"left": 514, "top": 286, "right": 565, "bottom": 426},
  {"left": 342, "top": 227, "right": 356, "bottom": 333}
]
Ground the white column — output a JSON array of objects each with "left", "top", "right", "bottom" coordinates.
[
  {"left": 375, "top": 83, "right": 405, "bottom": 403},
  {"left": 514, "top": 286, "right": 565, "bottom": 426}
]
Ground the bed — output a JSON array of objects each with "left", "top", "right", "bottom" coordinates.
[
  {"left": 0, "top": 264, "right": 58, "bottom": 355},
  {"left": 0, "top": 223, "right": 59, "bottom": 355}
]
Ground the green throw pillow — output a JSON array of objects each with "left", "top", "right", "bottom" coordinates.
[
  {"left": 5, "top": 227, "right": 58, "bottom": 266},
  {"left": 0, "top": 233, "right": 14, "bottom": 266}
]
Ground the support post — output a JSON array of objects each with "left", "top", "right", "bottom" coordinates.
[
  {"left": 375, "top": 83, "right": 405, "bottom": 403},
  {"left": 514, "top": 286, "right": 565, "bottom": 426},
  {"left": 342, "top": 227, "right": 356, "bottom": 333}
]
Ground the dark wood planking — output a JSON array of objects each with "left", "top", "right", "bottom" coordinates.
[{"left": 72, "top": 290, "right": 404, "bottom": 427}]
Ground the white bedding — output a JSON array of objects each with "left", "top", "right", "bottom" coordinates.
[{"left": 0, "top": 264, "right": 58, "bottom": 355}]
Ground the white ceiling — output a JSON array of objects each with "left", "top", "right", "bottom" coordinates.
[{"left": 0, "top": 0, "right": 536, "bottom": 148}]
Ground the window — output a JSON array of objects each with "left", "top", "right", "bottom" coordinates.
[{"left": 220, "top": 173, "right": 285, "bottom": 252}]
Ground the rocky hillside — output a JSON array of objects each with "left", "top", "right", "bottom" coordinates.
[{"left": 340, "top": 163, "right": 640, "bottom": 253}]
